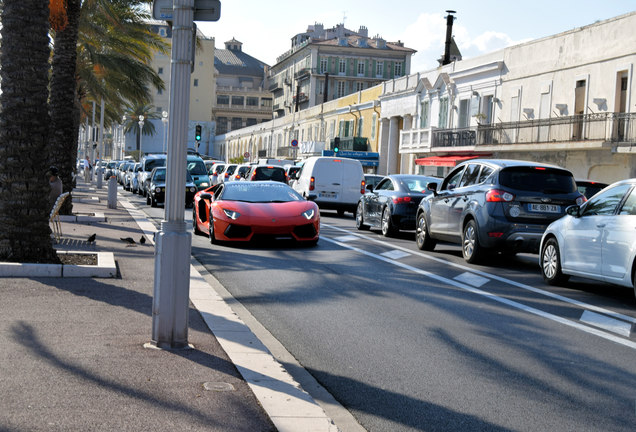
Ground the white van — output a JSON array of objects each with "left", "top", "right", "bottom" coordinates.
[{"left": 293, "top": 156, "right": 364, "bottom": 215}]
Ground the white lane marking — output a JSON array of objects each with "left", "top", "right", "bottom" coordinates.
[
  {"left": 454, "top": 272, "right": 490, "bottom": 287},
  {"left": 334, "top": 235, "right": 359, "bottom": 242},
  {"left": 319, "top": 234, "right": 636, "bottom": 350},
  {"left": 321, "top": 223, "right": 636, "bottom": 325},
  {"left": 580, "top": 311, "right": 633, "bottom": 337},
  {"left": 381, "top": 249, "right": 411, "bottom": 260}
]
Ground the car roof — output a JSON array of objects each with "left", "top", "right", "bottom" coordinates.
[{"left": 458, "top": 159, "right": 568, "bottom": 171}]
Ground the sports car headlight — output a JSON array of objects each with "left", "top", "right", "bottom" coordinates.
[
  {"left": 302, "top": 209, "right": 315, "bottom": 220},
  {"left": 223, "top": 208, "right": 241, "bottom": 220}
]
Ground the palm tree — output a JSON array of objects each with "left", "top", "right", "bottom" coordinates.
[
  {"left": 123, "top": 104, "right": 161, "bottom": 159},
  {"left": 48, "top": 0, "right": 167, "bottom": 213},
  {"left": 0, "top": 0, "right": 59, "bottom": 263}
]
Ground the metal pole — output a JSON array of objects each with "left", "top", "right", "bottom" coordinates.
[
  {"left": 91, "top": 101, "right": 96, "bottom": 181},
  {"left": 150, "top": 0, "right": 193, "bottom": 349},
  {"left": 97, "top": 98, "right": 105, "bottom": 189}
]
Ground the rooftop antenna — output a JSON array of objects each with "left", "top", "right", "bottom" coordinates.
[
  {"left": 442, "top": 10, "right": 457, "bottom": 66},
  {"left": 342, "top": 11, "right": 347, "bottom": 26}
]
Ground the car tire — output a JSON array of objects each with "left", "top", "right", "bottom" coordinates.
[
  {"left": 462, "top": 219, "right": 485, "bottom": 263},
  {"left": 150, "top": 196, "right": 157, "bottom": 208},
  {"left": 355, "top": 202, "right": 370, "bottom": 231},
  {"left": 192, "top": 207, "right": 202, "bottom": 235},
  {"left": 541, "top": 237, "right": 569, "bottom": 285},
  {"left": 146, "top": 194, "right": 151, "bottom": 205},
  {"left": 416, "top": 213, "right": 436, "bottom": 251},
  {"left": 381, "top": 207, "right": 396, "bottom": 237}
]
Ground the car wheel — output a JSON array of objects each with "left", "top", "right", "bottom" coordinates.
[
  {"left": 355, "top": 202, "right": 370, "bottom": 231},
  {"left": 541, "top": 237, "right": 569, "bottom": 285},
  {"left": 150, "top": 196, "right": 157, "bottom": 208},
  {"left": 381, "top": 207, "right": 396, "bottom": 237},
  {"left": 415, "top": 213, "right": 436, "bottom": 251},
  {"left": 462, "top": 219, "right": 484, "bottom": 263},
  {"left": 192, "top": 207, "right": 202, "bottom": 235}
]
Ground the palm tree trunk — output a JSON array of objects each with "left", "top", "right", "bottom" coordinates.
[
  {"left": 0, "top": 0, "right": 59, "bottom": 263},
  {"left": 49, "top": 0, "right": 82, "bottom": 215}
]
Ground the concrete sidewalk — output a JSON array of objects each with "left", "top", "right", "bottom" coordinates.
[{"left": 0, "top": 177, "right": 340, "bottom": 432}]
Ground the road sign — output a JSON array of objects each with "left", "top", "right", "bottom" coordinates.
[
  {"left": 153, "top": 0, "right": 221, "bottom": 22},
  {"left": 244, "top": 152, "right": 250, "bottom": 158},
  {"left": 291, "top": 139, "right": 298, "bottom": 147}
]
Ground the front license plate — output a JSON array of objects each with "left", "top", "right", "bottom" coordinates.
[{"left": 529, "top": 203, "right": 560, "bottom": 213}]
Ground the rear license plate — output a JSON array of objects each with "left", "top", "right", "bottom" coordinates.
[
  {"left": 319, "top": 192, "right": 337, "bottom": 199},
  {"left": 529, "top": 203, "right": 560, "bottom": 213}
]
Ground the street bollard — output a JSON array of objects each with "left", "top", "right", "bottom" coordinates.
[
  {"left": 96, "top": 166, "right": 103, "bottom": 189},
  {"left": 107, "top": 176, "right": 117, "bottom": 209}
]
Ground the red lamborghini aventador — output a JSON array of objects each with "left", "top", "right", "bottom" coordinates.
[{"left": 192, "top": 181, "right": 320, "bottom": 245}]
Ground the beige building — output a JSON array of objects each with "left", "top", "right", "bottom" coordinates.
[{"left": 268, "top": 23, "right": 415, "bottom": 118}]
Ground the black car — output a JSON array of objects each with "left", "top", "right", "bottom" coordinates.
[
  {"left": 146, "top": 167, "right": 198, "bottom": 207},
  {"left": 245, "top": 165, "right": 287, "bottom": 182},
  {"left": 364, "top": 174, "right": 384, "bottom": 190},
  {"left": 575, "top": 179, "right": 609, "bottom": 199},
  {"left": 356, "top": 174, "right": 440, "bottom": 237},
  {"left": 415, "top": 159, "right": 587, "bottom": 263}
]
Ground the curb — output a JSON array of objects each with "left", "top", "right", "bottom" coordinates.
[{"left": 0, "top": 251, "right": 116, "bottom": 278}]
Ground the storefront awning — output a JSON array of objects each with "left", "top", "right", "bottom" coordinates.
[{"left": 414, "top": 155, "right": 487, "bottom": 167}]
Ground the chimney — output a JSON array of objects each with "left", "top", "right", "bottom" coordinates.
[{"left": 442, "top": 10, "right": 456, "bottom": 66}]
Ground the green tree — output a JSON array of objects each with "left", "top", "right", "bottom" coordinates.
[
  {"left": 122, "top": 103, "right": 161, "bottom": 159},
  {"left": 0, "top": 0, "right": 59, "bottom": 263}
]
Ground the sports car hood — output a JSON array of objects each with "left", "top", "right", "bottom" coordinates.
[{"left": 219, "top": 200, "right": 316, "bottom": 218}]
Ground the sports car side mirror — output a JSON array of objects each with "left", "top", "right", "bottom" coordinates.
[{"left": 200, "top": 193, "right": 212, "bottom": 201}]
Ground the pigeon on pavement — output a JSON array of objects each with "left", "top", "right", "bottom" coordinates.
[
  {"left": 120, "top": 237, "right": 135, "bottom": 244},
  {"left": 140, "top": 236, "right": 146, "bottom": 244},
  {"left": 87, "top": 233, "right": 96, "bottom": 243}
]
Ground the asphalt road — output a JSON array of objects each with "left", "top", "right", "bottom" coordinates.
[{"left": 129, "top": 190, "right": 636, "bottom": 432}]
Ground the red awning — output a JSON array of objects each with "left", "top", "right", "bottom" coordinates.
[{"left": 414, "top": 155, "right": 486, "bottom": 167}]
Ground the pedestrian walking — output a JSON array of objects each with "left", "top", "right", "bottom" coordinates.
[{"left": 47, "top": 166, "right": 63, "bottom": 210}]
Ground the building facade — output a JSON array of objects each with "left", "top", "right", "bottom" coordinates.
[
  {"left": 268, "top": 23, "right": 415, "bottom": 118},
  {"left": 212, "top": 38, "right": 273, "bottom": 144},
  {"left": 217, "top": 12, "right": 636, "bottom": 183}
]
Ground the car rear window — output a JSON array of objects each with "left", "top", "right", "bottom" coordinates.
[
  {"left": 187, "top": 160, "right": 207, "bottom": 175},
  {"left": 254, "top": 167, "right": 286, "bottom": 182},
  {"left": 499, "top": 167, "right": 576, "bottom": 193},
  {"left": 145, "top": 158, "right": 166, "bottom": 171}
]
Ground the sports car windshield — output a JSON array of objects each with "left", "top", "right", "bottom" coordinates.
[{"left": 221, "top": 183, "right": 303, "bottom": 203}]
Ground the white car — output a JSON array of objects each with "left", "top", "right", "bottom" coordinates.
[{"left": 540, "top": 178, "right": 636, "bottom": 298}]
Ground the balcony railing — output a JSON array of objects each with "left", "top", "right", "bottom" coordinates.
[{"left": 400, "top": 112, "right": 635, "bottom": 153}]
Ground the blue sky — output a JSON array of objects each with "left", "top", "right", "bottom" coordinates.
[{"left": 197, "top": 0, "right": 635, "bottom": 73}]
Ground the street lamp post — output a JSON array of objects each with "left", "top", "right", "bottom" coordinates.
[
  {"left": 162, "top": 111, "right": 169, "bottom": 153},
  {"left": 138, "top": 115, "right": 145, "bottom": 161}
]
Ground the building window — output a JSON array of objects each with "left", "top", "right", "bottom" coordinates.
[
  {"left": 376, "top": 61, "right": 384, "bottom": 77},
  {"left": 246, "top": 118, "right": 257, "bottom": 126},
  {"left": 458, "top": 99, "right": 470, "bottom": 128},
  {"left": 438, "top": 97, "right": 449, "bottom": 128},
  {"left": 337, "top": 81, "right": 346, "bottom": 98},
  {"left": 394, "top": 61, "right": 403, "bottom": 77},
  {"left": 231, "top": 96, "right": 244, "bottom": 106},
  {"left": 356, "top": 82, "right": 364, "bottom": 92},
  {"left": 261, "top": 98, "right": 272, "bottom": 107},
  {"left": 357, "top": 61, "right": 365, "bottom": 76},
  {"left": 420, "top": 100, "right": 430, "bottom": 128},
  {"left": 320, "top": 58, "right": 328, "bottom": 74},
  {"left": 246, "top": 97, "right": 258, "bottom": 106},
  {"left": 339, "top": 59, "right": 346, "bottom": 75},
  {"left": 217, "top": 95, "right": 229, "bottom": 105},
  {"left": 357, "top": 117, "right": 364, "bottom": 137},
  {"left": 193, "top": 79, "right": 199, "bottom": 87},
  {"left": 158, "top": 67, "right": 164, "bottom": 74},
  {"left": 217, "top": 117, "right": 228, "bottom": 134},
  {"left": 231, "top": 118, "right": 242, "bottom": 130},
  {"left": 371, "top": 113, "right": 377, "bottom": 140}
]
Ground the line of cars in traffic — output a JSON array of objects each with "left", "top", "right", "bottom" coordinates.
[{"left": 109, "top": 153, "right": 635, "bottom": 300}]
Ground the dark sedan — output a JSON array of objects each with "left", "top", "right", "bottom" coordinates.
[
  {"left": 356, "top": 174, "right": 440, "bottom": 237},
  {"left": 146, "top": 167, "right": 198, "bottom": 208}
]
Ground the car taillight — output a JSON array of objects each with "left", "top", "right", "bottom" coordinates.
[
  {"left": 309, "top": 176, "right": 315, "bottom": 191},
  {"left": 392, "top": 196, "right": 412, "bottom": 204},
  {"left": 251, "top": 171, "right": 256, "bottom": 180},
  {"left": 360, "top": 180, "right": 366, "bottom": 194},
  {"left": 575, "top": 195, "right": 587, "bottom": 205},
  {"left": 486, "top": 189, "right": 515, "bottom": 202}
]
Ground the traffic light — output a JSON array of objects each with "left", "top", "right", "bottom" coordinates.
[
  {"left": 333, "top": 137, "right": 340, "bottom": 155},
  {"left": 195, "top": 124, "right": 202, "bottom": 142}
]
